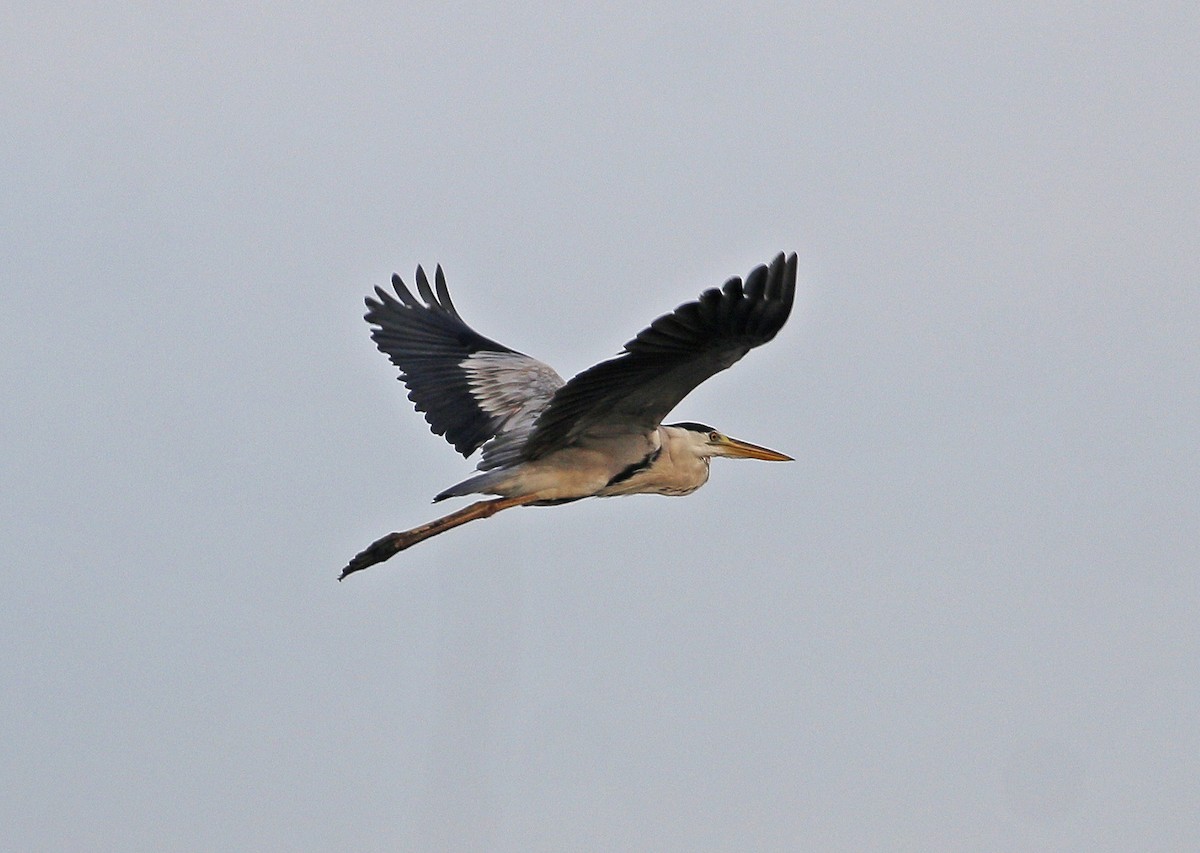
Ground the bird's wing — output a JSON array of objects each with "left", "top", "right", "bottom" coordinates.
[
  {"left": 365, "top": 266, "right": 564, "bottom": 457},
  {"left": 522, "top": 252, "right": 797, "bottom": 459}
]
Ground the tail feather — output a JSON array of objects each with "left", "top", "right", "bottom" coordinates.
[{"left": 433, "top": 470, "right": 508, "bottom": 502}]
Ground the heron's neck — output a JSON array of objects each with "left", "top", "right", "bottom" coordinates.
[{"left": 659, "top": 426, "right": 712, "bottom": 473}]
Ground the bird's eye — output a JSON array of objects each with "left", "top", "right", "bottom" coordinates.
[{"left": 708, "top": 431, "right": 720, "bottom": 442}]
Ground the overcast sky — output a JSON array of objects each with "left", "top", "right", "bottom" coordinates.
[{"left": 3, "top": 4, "right": 1197, "bottom": 851}]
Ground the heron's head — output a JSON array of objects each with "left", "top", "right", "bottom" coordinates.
[{"left": 667, "top": 422, "right": 793, "bottom": 462}]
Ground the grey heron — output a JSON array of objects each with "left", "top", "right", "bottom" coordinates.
[{"left": 340, "top": 252, "right": 797, "bottom": 580}]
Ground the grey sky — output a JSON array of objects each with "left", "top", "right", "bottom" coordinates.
[{"left": 3, "top": 4, "right": 1197, "bottom": 850}]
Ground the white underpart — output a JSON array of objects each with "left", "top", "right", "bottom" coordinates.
[{"left": 597, "top": 426, "right": 709, "bottom": 497}]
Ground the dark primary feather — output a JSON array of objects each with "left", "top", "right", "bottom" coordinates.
[
  {"left": 365, "top": 266, "right": 522, "bottom": 456},
  {"left": 523, "top": 252, "right": 797, "bottom": 459}
]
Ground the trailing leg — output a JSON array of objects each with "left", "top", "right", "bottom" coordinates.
[{"left": 338, "top": 495, "right": 538, "bottom": 580}]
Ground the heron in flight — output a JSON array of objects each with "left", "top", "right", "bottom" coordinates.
[{"left": 340, "top": 252, "right": 797, "bottom": 580}]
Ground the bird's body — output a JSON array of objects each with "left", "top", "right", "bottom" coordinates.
[
  {"left": 461, "top": 423, "right": 713, "bottom": 503},
  {"left": 340, "top": 253, "right": 797, "bottom": 579}
]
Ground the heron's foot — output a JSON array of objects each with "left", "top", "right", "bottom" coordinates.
[{"left": 338, "top": 531, "right": 406, "bottom": 581}]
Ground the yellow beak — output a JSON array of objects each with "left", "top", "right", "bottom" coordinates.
[{"left": 721, "top": 435, "right": 794, "bottom": 462}]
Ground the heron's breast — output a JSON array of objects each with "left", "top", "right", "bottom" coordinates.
[{"left": 599, "top": 449, "right": 710, "bottom": 497}]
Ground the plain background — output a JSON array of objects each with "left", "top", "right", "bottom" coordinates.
[{"left": 3, "top": 4, "right": 1197, "bottom": 851}]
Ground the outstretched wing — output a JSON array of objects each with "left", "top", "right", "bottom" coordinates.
[
  {"left": 365, "top": 266, "right": 564, "bottom": 457},
  {"left": 523, "top": 252, "right": 797, "bottom": 459}
]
